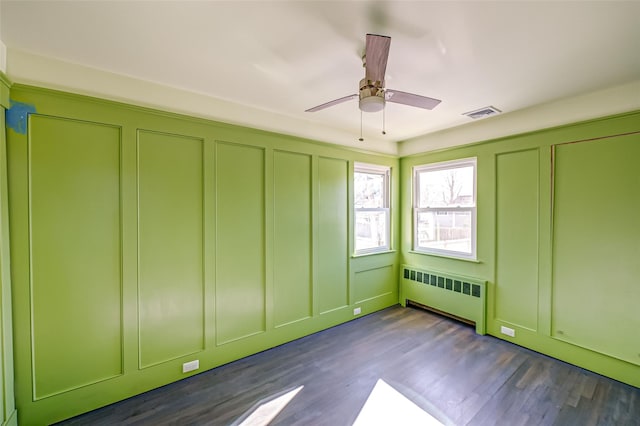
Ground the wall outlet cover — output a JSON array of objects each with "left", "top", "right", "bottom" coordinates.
[
  {"left": 182, "top": 360, "right": 199, "bottom": 373},
  {"left": 354, "top": 307, "right": 362, "bottom": 315},
  {"left": 500, "top": 326, "right": 516, "bottom": 337}
]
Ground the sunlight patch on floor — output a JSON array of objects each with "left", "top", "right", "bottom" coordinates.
[
  {"left": 353, "top": 379, "right": 444, "bottom": 426},
  {"left": 237, "top": 385, "right": 304, "bottom": 426}
]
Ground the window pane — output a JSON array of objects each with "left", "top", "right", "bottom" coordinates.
[
  {"left": 416, "top": 210, "right": 472, "bottom": 254},
  {"left": 355, "top": 172, "right": 385, "bottom": 208},
  {"left": 418, "top": 165, "right": 474, "bottom": 208},
  {"left": 355, "top": 210, "right": 388, "bottom": 251}
]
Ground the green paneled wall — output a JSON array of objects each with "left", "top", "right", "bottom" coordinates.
[
  {"left": 495, "top": 149, "right": 539, "bottom": 331},
  {"left": 317, "top": 157, "right": 349, "bottom": 314},
  {"left": 552, "top": 133, "right": 640, "bottom": 366},
  {"left": 29, "top": 116, "right": 123, "bottom": 399},
  {"left": 215, "top": 142, "right": 266, "bottom": 344},
  {"left": 273, "top": 151, "right": 312, "bottom": 327},
  {"left": 354, "top": 265, "right": 395, "bottom": 304},
  {"left": 138, "top": 130, "right": 205, "bottom": 367},
  {"left": 0, "top": 72, "right": 17, "bottom": 426},
  {"left": 5, "top": 85, "right": 399, "bottom": 424},
  {"left": 400, "top": 111, "right": 640, "bottom": 388},
  {"left": 3, "top": 80, "right": 638, "bottom": 424}
]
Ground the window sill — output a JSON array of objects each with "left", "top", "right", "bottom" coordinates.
[
  {"left": 352, "top": 250, "right": 397, "bottom": 258},
  {"left": 408, "top": 250, "right": 481, "bottom": 263}
]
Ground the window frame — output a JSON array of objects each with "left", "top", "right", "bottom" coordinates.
[
  {"left": 354, "top": 162, "right": 391, "bottom": 255},
  {"left": 413, "top": 157, "right": 477, "bottom": 260}
]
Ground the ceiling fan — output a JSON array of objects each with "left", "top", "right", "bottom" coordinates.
[{"left": 305, "top": 34, "right": 442, "bottom": 116}]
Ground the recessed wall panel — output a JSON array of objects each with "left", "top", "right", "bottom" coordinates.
[
  {"left": 215, "top": 142, "right": 265, "bottom": 343},
  {"left": 138, "top": 130, "right": 204, "bottom": 367},
  {"left": 495, "top": 149, "right": 539, "bottom": 330},
  {"left": 552, "top": 134, "right": 640, "bottom": 366},
  {"left": 317, "top": 157, "right": 348, "bottom": 313},
  {"left": 273, "top": 151, "right": 312, "bottom": 326},
  {"left": 354, "top": 265, "right": 394, "bottom": 304},
  {"left": 29, "top": 116, "right": 122, "bottom": 399}
]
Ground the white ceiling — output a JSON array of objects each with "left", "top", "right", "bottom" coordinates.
[{"left": 1, "top": 1, "right": 639, "bottom": 153}]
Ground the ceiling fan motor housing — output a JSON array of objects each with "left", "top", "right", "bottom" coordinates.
[
  {"left": 305, "top": 34, "right": 441, "bottom": 114},
  {"left": 359, "top": 78, "right": 386, "bottom": 112}
]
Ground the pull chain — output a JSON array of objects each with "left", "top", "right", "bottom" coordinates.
[
  {"left": 382, "top": 107, "right": 386, "bottom": 135},
  {"left": 359, "top": 110, "right": 364, "bottom": 142}
]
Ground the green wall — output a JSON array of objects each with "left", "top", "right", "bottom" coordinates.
[
  {"left": 400, "top": 110, "right": 640, "bottom": 388},
  {"left": 0, "top": 73, "right": 17, "bottom": 426},
  {"left": 5, "top": 85, "right": 399, "bottom": 424},
  {"left": 3, "top": 81, "right": 639, "bottom": 424}
]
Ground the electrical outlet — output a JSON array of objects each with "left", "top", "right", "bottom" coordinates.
[
  {"left": 500, "top": 326, "right": 515, "bottom": 337},
  {"left": 353, "top": 307, "right": 362, "bottom": 315},
  {"left": 182, "top": 360, "right": 199, "bottom": 373}
]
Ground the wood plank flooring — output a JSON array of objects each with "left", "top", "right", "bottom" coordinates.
[{"left": 57, "top": 305, "right": 640, "bottom": 425}]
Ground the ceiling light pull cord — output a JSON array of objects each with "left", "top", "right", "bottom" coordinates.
[
  {"left": 359, "top": 110, "right": 364, "bottom": 142},
  {"left": 382, "top": 107, "right": 386, "bottom": 135}
]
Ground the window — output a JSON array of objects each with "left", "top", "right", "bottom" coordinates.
[
  {"left": 354, "top": 163, "right": 390, "bottom": 254},
  {"left": 413, "top": 158, "right": 476, "bottom": 259}
]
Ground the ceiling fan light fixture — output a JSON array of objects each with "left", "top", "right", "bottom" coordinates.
[
  {"left": 305, "top": 34, "right": 441, "bottom": 119},
  {"left": 359, "top": 95, "right": 385, "bottom": 112}
]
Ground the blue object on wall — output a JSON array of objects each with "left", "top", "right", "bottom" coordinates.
[{"left": 6, "top": 100, "right": 36, "bottom": 134}]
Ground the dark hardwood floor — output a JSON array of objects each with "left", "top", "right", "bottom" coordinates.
[{"left": 57, "top": 305, "right": 639, "bottom": 426}]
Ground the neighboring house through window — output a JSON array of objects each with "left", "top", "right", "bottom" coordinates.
[
  {"left": 354, "top": 163, "right": 390, "bottom": 254},
  {"left": 413, "top": 158, "right": 477, "bottom": 260}
]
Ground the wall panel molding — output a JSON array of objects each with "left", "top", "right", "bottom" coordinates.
[
  {"left": 214, "top": 141, "right": 267, "bottom": 345},
  {"left": 551, "top": 134, "right": 640, "bottom": 366},
  {"left": 494, "top": 148, "right": 539, "bottom": 331},
  {"left": 137, "top": 130, "right": 205, "bottom": 368},
  {"left": 317, "top": 157, "right": 349, "bottom": 315},
  {"left": 28, "top": 115, "right": 123, "bottom": 399},
  {"left": 0, "top": 74, "right": 18, "bottom": 425},
  {"left": 273, "top": 150, "right": 312, "bottom": 328},
  {"left": 6, "top": 85, "right": 399, "bottom": 424}
]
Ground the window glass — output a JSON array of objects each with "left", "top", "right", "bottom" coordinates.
[
  {"left": 355, "top": 211, "right": 388, "bottom": 251},
  {"left": 414, "top": 158, "right": 476, "bottom": 259},
  {"left": 418, "top": 166, "right": 475, "bottom": 208},
  {"left": 354, "top": 164, "right": 390, "bottom": 254},
  {"left": 416, "top": 210, "right": 472, "bottom": 253},
  {"left": 355, "top": 172, "right": 385, "bottom": 208}
]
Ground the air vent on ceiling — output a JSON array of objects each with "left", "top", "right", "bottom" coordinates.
[{"left": 463, "top": 106, "right": 501, "bottom": 119}]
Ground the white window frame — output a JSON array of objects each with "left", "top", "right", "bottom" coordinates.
[
  {"left": 354, "top": 163, "right": 391, "bottom": 255},
  {"left": 413, "top": 157, "right": 477, "bottom": 260}
]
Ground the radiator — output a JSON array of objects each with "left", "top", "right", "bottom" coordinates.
[{"left": 400, "top": 264, "right": 487, "bottom": 335}]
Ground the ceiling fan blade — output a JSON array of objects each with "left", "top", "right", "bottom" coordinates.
[
  {"left": 385, "top": 89, "right": 442, "bottom": 110},
  {"left": 305, "top": 94, "right": 358, "bottom": 112},
  {"left": 365, "top": 34, "right": 391, "bottom": 83}
]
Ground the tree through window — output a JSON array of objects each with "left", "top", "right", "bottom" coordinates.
[{"left": 413, "top": 158, "right": 477, "bottom": 259}]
